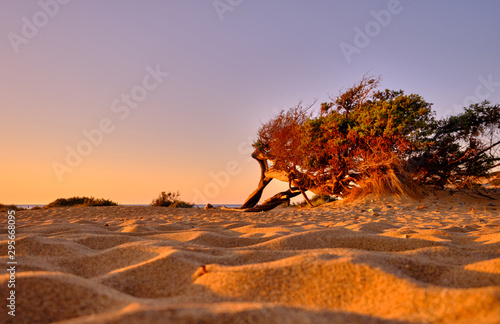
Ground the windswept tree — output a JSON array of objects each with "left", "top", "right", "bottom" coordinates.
[{"left": 240, "top": 76, "right": 500, "bottom": 211}]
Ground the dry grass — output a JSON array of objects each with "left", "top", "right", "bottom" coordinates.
[{"left": 345, "top": 153, "right": 423, "bottom": 203}]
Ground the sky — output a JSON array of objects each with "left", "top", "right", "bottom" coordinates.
[{"left": 1, "top": 0, "right": 500, "bottom": 205}]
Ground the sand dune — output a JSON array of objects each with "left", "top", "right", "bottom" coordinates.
[{"left": 1, "top": 189, "right": 500, "bottom": 323}]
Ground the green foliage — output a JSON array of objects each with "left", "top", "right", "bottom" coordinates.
[
  {"left": 254, "top": 76, "right": 500, "bottom": 197},
  {"left": 412, "top": 101, "right": 500, "bottom": 187},
  {"left": 151, "top": 191, "right": 193, "bottom": 208},
  {"left": 45, "top": 197, "right": 118, "bottom": 208}
]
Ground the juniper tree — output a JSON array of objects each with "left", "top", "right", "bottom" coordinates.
[{"left": 241, "top": 76, "right": 500, "bottom": 211}]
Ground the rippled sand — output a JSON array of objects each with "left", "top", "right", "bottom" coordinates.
[{"left": 1, "top": 189, "right": 499, "bottom": 323}]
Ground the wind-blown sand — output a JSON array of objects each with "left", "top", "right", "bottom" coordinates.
[{"left": 1, "top": 189, "right": 500, "bottom": 323}]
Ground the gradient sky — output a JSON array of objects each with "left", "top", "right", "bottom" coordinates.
[{"left": 2, "top": 0, "right": 500, "bottom": 205}]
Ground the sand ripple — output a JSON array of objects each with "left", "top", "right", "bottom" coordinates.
[{"left": 1, "top": 192, "right": 500, "bottom": 323}]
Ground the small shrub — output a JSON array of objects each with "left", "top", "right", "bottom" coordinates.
[
  {"left": 292, "top": 194, "right": 335, "bottom": 207},
  {"left": 84, "top": 198, "right": 118, "bottom": 206},
  {"left": 169, "top": 200, "right": 194, "bottom": 208},
  {"left": 45, "top": 197, "right": 118, "bottom": 208},
  {"left": 311, "top": 195, "right": 336, "bottom": 205},
  {"left": 0, "top": 204, "right": 20, "bottom": 212},
  {"left": 151, "top": 191, "right": 193, "bottom": 208}
]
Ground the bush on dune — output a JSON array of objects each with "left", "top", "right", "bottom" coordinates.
[
  {"left": 292, "top": 194, "right": 336, "bottom": 208},
  {"left": 45, "top": 197, "right": 118, "bottom": 208},
  {"left": 151, "top": 191, "right": 193, "bottom": 208},
  {"left": 0, "top": 204, "right": 21, "bottom": 212}
]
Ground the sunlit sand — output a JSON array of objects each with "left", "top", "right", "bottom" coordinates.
[{"left": 1, "top": 189, "right": 500, "bottom": 323}]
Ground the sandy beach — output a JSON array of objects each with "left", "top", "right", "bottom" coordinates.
[{"left": 1, "top": 189, "right": 500, "bottom": 323}]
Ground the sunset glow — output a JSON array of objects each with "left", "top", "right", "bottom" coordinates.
[{"left": 2, "top": 1, "right": 500, "bottom": 205}]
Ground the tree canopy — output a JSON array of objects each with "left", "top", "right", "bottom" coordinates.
[{"left": 240, "top": 76, "right": 500, "bottom": 211}]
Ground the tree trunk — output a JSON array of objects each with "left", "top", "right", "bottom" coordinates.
[
  {"left": 243, "top": 188, "right": 302, "bottom": 212},
  {"left": 240, "top": 150, "right": 273, "bottom": 209},
  {"left": 240, "top": 149, "right": 308, "bottom": 212},
  {"left": 240, "top": 178, "right": 272, "bottom": 209},
  {"left": 300, "top": 187, "right": 313, "bottom": 207}
]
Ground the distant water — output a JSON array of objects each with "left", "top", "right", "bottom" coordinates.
[
  {"left": 16, "top": 205, "right": 45, "bottom": 209},
  {"left": 194, "top": 204, "right": 242, "bottom": 209}
]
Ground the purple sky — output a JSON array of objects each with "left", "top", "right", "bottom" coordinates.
[{"left": 1, "top": 0, "right": 500, "bottom": 204}]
